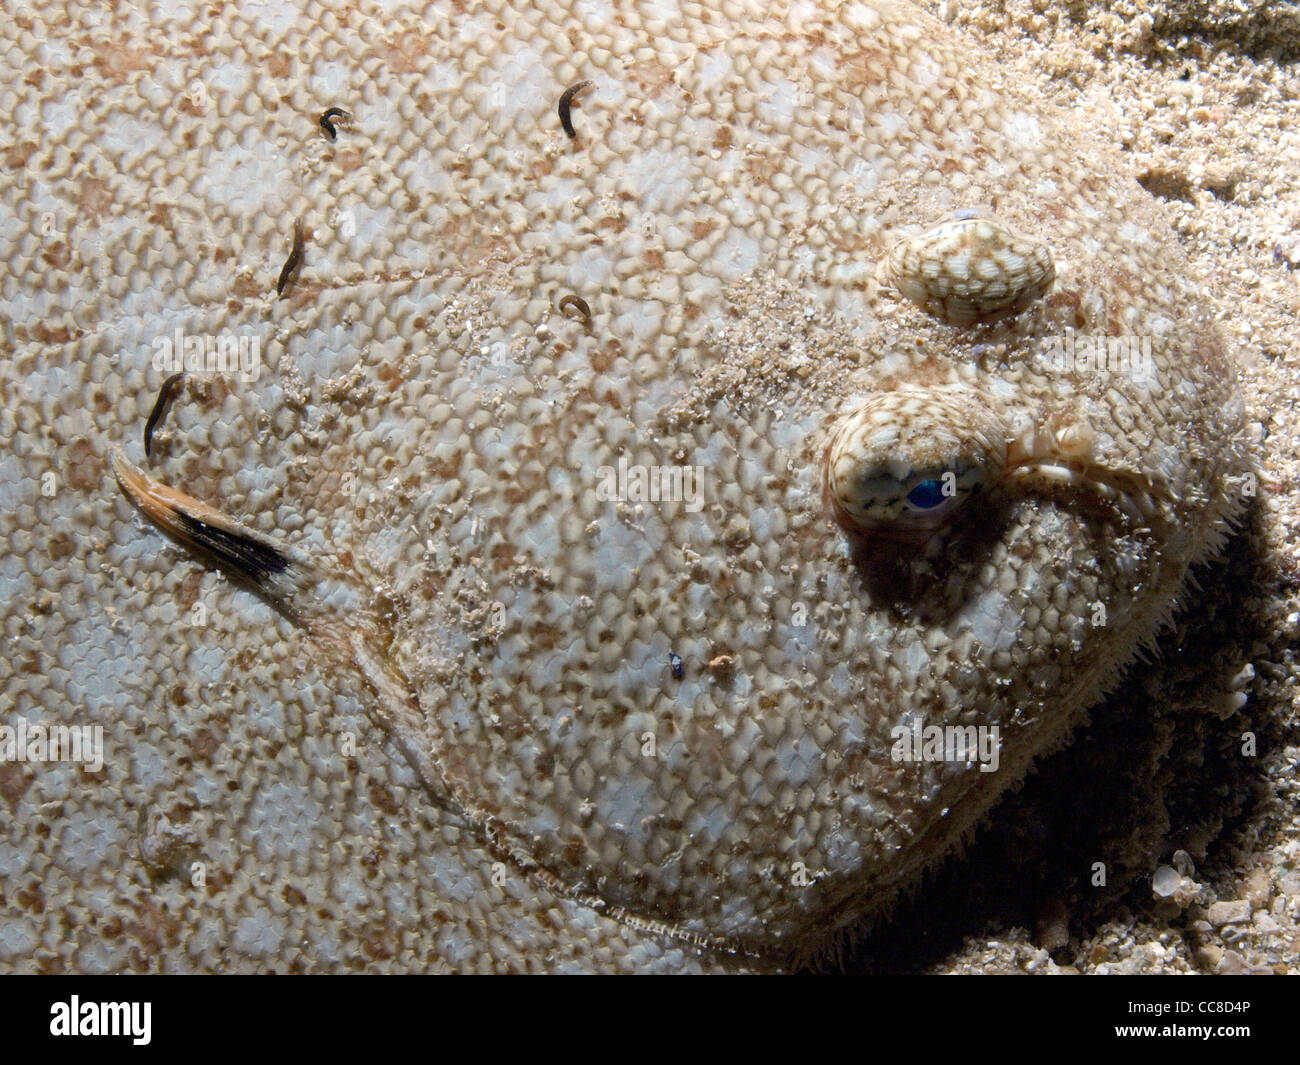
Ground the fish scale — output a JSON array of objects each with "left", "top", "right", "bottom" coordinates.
[{"left": 0, "top": 0, "right": 1246, "bottom": 971}]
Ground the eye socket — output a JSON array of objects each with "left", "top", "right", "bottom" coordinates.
[{"left": 825, "top": 387, "right": 1008, "bottom": 538}]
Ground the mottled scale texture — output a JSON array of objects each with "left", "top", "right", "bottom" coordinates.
[{"left": 0, "top": 0, "right": 1246, "bottom": 971}]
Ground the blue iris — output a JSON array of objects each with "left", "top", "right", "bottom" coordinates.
[{"left": 905, "top": 479, "right": 948, "bottom": 510}]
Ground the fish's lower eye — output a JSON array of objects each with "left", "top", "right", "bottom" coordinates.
[
  {"left": 905, "top": 478, "right": 948, "bottom": 511},
  {"left": 824, "top": 386, "right": 1008, "bottom": 538}
]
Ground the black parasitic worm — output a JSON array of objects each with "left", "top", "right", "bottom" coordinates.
[
  {"left": 558, "top": 81, "right": 593, "bottom": 139},
  {"left": 559, "top": 294, "right": 592, "bottom": 324},
  {"left": 276, "top": 219, "right": 304, "bottom": 298},
  {"left": 143, "top": 373, "right": 188, "bottom": 459},
  {"left": 319, "top": 107, "right": 350, "bottom": 140}
]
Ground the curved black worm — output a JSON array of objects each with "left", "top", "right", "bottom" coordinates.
[
  {"left": 558, "top": 294, "right": 592, "bottom": 324},
  {"left": 276, "top": 219, "right": 304, "bottom": 298},
  {"left": 144, "top": 373, "right": 188, "bottom": 459},
  {"left": 319, "top": 107, "right": 350, "bottom": 141},
  {"left": 558, "top": 80, "right": 593, "bottom": 139}
]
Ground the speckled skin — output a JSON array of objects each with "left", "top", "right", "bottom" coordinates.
[{"left": 0, "top": 0, "right": 1246, "bottom": 971}]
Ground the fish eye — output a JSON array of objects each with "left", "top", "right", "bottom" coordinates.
[
  {"left": 825, "top": 387, "right": 1008, "bottom": 538},
  {"left": 905, "top": 477, "right": 949, "bottom": 511}
]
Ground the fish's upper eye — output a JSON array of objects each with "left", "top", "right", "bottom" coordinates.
[
  {"left": 825, "top": 386, "right": 1008, "bottom": 538},
  {"left": 884, "top": 212, "right": 1056, "bottom": 327}
]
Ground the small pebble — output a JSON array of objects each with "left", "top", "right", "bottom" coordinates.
[
  {"left": 1152, "top": 865, "right": 1180, "bottom": 898},
  {"left": 1243, "top": 866, "right": 1272, "bottom": 909},
  {"left": 1206, "top": 899, "right": 1251, "bottom": 927}
]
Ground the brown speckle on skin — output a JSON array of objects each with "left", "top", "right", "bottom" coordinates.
[
  {"left": 65, "top": 439, "right": 99, "bottom": 492},
  {"left": 77, "top": 177, "right": 114, "bottom": 223},
  {"left": 0, "top": 763, "right": 33, "bottom": 814},
  {"left": 373, "top": 31, "right": 429, "bottom": 73},
  {"left": 4, "top": 141, "right": 38, "bottom": 169}
]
